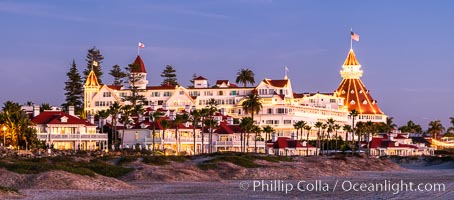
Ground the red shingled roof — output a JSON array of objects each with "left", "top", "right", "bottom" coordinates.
[
  {"left": 106, "top": 85, "right": 122, "bottom": 90},
  {"left": 263, "top": 79, "right": 288, "bottom": 87},
  {"left": 215, "top": 122, "right": 242, "bottom": 134},
  {"left": 32, "top": 111, "right": 95, "bottom": 126},
  {"left": 335, "top": 78, "right": 384, "bottom": 115},
  {"left": 270, "top": 137, "right": 314, "bottom": 149},
  {"left": 194, "top": 76, "right": 208, "bottom": 80},
  {"left": 131, "top": 56, "right": 147, "bottom": 73}
]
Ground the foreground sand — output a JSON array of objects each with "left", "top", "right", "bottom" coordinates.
[
  {"left": 1, "top": 156, "right": 453, "bottom": 199},
  {"left": 14, "top": 169, "right": 453, "bottom": 200}
]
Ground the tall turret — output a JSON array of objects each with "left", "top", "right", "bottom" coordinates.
[
  {"left": 334, "top": 48, "right": 386, "bottom": 122},
  {"left": 129, "top": 56, "right": 149, "bottom": 89},
  {"left": 84, "top": 69, "right": 100, "bottom": 115}
]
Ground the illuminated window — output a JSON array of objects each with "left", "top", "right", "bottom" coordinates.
[
  {"left": 363, "top": 100, "right": 367, "bottom": 104},
  {"left": 350, "top": 100, "right": 356, "bottom": 105},
  {"left": 350, "top": 90, "right": 354, "bottom": 94}
]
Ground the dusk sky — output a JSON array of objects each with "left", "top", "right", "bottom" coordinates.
[{"left": 1, "top": 0, "right": 453, "bottom": 129}]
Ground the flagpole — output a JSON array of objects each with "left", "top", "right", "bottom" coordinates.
[
  {"left": 350, "top": 28, "right": 353, "bottom": 50},
  {"left": 137, "top": 45, "right": 140, "bottom": 55}
]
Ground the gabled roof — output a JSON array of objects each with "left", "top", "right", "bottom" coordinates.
[
  {"left": 216, "top": 80, "right": 229, "bottom": 85},
  {"left": 369, "top": 137, "right": 418, "bottom": 149},
  {"left": 215, "top": 122, "right": 242, "bottom": 134},
  {"left": 32, "top": 111, "right": 95, "bottom": 126},
  {"left": 343, "top": 49, "right": 360, "bottom": 66},
  {"left": 131, "top": 56, "right": 147, "bottom": 73},
  {"left": 262, "top": 79, "right": 288, "bottom": 88},
  {"left": 85, "top": 70, "right": 99, "bottom": 87},
  {"left": 106, "top": 85, "right": 122, "bottom": 90}
]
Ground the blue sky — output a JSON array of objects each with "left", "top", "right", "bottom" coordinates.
[{"left": 0, "top": 0, "right": 453, "bottom": 129}]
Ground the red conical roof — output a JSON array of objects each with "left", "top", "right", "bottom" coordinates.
[
  {"left": 335, "top": 79, "right": 383, "bottom": 115},
  {"left": 132, "top": 56, "right": 147, "bottom": 73}
]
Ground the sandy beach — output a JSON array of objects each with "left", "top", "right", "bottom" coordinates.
[{"left": 12, "top": 162, "right": 454, "bottom": 200}]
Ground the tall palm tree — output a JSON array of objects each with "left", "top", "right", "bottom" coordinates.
[
  {"left": 150, "top": 110, "right": 163, "bottom": 153},
  {"left": 262, "top": 125, "right": 274, "bottom": 142},
  {"left": 326, "top": 118, "right": 335, "bottom": 151},
  {"left": 240, "top": 117, "right": 254, "bottom": 152},
  {"left": 160, "top": 119, "right": 169, "bottom": 151},
  {"left": 108, "top": 102, "right": 122, "bottom": 148},
  {"left": 199, "top": 108, "right": 209, "bottom": 153},
  {"left": 428, "top": 120, "right": 445, "bottom": 139},
  {"left": 206, "top": 99, "right": 218, "bottom": 153},
  {"left": 333, "top": 124, "right": 341, "bottom": 151},
  {"left": 190, "top": 109, "right": 201, "bottom": 154},
  {"left": 252, "top": 125, "right": 262, "bottom": 153},
  {"left": 448, "top": 117, "right": 454, "bottom": 134},
  {"left": 314, "top": 122, "right": 323, "bottom": 156},
  {"left": 241, "top": 91, "right": 262, "bottom": 122},
  {"left": 293, "top": 121, "right": 306, "bottom": 141},
  {"left": 235, "top": 68, "right": 255, "bottom": 87},
  {"left": 365, "top": 121, "right": 374, "bottom": 157},
  {"left": 304, "top": 125, "right": 312, "bottom": 156},
  {"left": 349, "top": 109, "right": 359, "bottom": 155},
  {"left": 173, "top": 113, "right": 189, "bottom": 154},
  {"left": 321, "top": 123, "right": 328, "bottom": 155},
  {"left": 385, "top": 116, "right": 397, "bottom": 134}
]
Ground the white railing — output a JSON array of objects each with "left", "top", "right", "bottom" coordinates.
[
  {"left": 36, "top": 133, "right": 108, "bottom": 140},
  {"left": 214, "top": 141, "right": 265, "bottom": 147},
  {"left": 144, "top": 137, "right": 210, "bottom": 144}
]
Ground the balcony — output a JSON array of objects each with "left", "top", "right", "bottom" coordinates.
[
  {"left": 36, "top": 133, "right": 108, "bottom": 140},
  {"left": 214, "top": 141, "right": 265, "bottom": 147},
  {"left": 144, "top": 137, "right": 210, "bottom": 144}
]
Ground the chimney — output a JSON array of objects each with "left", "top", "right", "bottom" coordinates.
[
  {"left": 291, "top": 132, "right": 297, "bottom": 140},
  {"left": 68, "top": 106, "right": 75, "bottom": 116},
  {"left": 272, "top": 133, "right": 277, "bottom": 142},
  {"left": 33, "top": 105, "right": 40, "bottom": 117}
]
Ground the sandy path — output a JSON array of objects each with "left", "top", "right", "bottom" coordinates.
[{"left": 19, "top": 168, "right": 453, "bottom": 200}]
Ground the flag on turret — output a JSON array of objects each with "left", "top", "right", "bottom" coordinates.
[{"left": 351, "top": 32, "right": 360, "bottom": 42}]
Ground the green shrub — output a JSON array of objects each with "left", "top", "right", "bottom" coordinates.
[
  {"left": 84, "top": 160, "right": 133, "bottom": 178},
  {"left": 117, "top": 156, "right": 138, "bottom": 165},
  {"left": 142, "top": 156, "right": 170, "bottom": 166},
  {"left": 197, "top": 162, "right": 217, "bottom": 170}
]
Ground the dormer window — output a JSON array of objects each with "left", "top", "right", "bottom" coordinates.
[
  {"left": 342, "top": 90, "right": 346, "bottom": 94},
  {"left": 350, "top": 90, "right": 354, "bottom": 94},
  {"left": 60, "top": 116, "right": 68, "bottom": 123},
  {"left": 350, "top": 100, "right": 356, "bottom": 105},
  {"left": 363, "top": 100, "right": 367, "bottom": 104},
  {"left": 359, "top": 90, "right": 363, "bottom": 94}
]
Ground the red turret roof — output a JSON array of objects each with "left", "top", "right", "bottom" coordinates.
[
  {"left": 132, "top": 56, "right": 147, "bottom": 73},
  {"left": 335, "top": 79, "right": 383, "bottom": 115}
]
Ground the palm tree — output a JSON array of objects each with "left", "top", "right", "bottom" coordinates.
[
  {"left": 293, "top": 121, "right": 306, "bottom": 141},
  {"left": 326, "top": 118, "right": 335, "bottom": 151},
  {"left": 241, "top": 91, "right": 262, "bottom": 122},
  {"left": 235, "top": 68, "right": 255, "bottom": 87},
  {"left": 173, "top": 113, "right": 189, "bottom": 154},
  {"left": 160, "top": 119, "right": 169, "bottom": 151},
  {"left": 427, "top": 120, "right": 445, "bottom": 139},
  {"left": 365, "top": 121, "right": 374, "bottom": 157},
  {"left": 349, "top": 109, "right": 359, "bottom": 155},
  {"left": 108, "top": 102, "right": 122, "bottom": 148},
  {"left": 448, "top": 117, "right": 454, "bottom": 134},
  {"left": 40, "top": 103, "right": 52, "bottom": 112},
  {"left": 190, "top": 109, "right": 201, "bottom": 154},
  {"left": 251, "top": 125, "right": 262, "bottom": 153},
  {"left": 119, "top": 105, "right": 133, "bottom": 148},
  {"left": 314, "top": 122, "right": 323, "bottom": 156},
  {"left": 333, "top": 124, "right": 341, "bottom": 151},
  {"left": 206, "top": 99, "right": 218, "bottom": 153},
  {"left": 262, "top": 125, "right": 274, "bottom": 142},
  {"left": 240, "top": 117, "right": 254, "bottom": 152},
  {"left": 385, "top": 116, "right": 397, "bottom": 134},
  {"left": 199, "top": 108, "right": 209, "bottom": 153},
  {"left": 304, "top": 125, "right": 312, "bottom": 156},
  {"left": 150, "top": 110, "right": 163, "bottom": 153},
  {"left": 321, "top": 123, "right": 328, "bottom": 155}
]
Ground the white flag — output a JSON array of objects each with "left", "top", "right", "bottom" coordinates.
[{"left": 138, "top": 42, "right": 145, "bottom": 48}]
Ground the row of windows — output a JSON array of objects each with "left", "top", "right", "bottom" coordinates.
[
  {"left": 258, "top": 88, "right": 288, "bottom": 95},
  {"left": 309, "top": 99, "right": 337, "bottom": 103},
  {"left": 94, "top": 101, "right": 113, "bottom": 107},
  {"left": 198, "top": 98, "right": 238, "bottom": 105}
]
